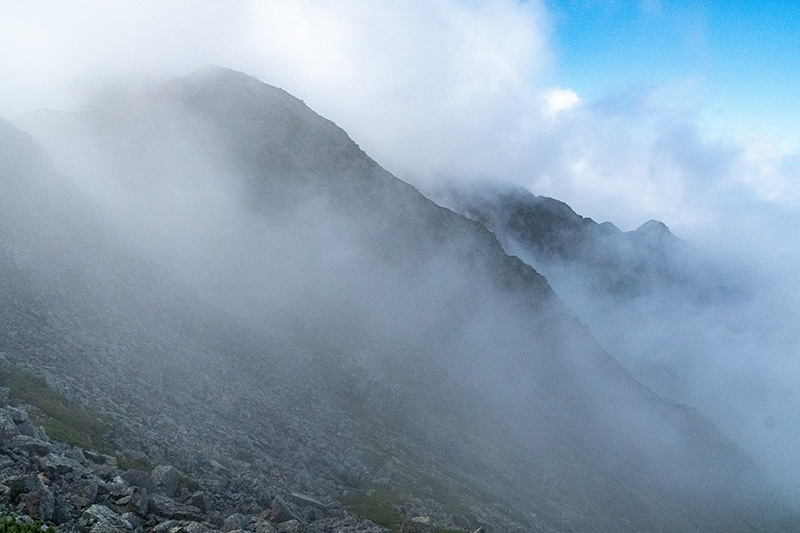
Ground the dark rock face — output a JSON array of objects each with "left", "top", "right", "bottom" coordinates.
[
  {"left": 6, "top": 475, "right": 46, "bottom": 500},
  {"left": 151, "top": 465, "right": 180, "bottom": 497},
  {"left": 430, "top": 183, "right": 696, "bottom": 297},
  {"left": 70, "top": 479, "right": 99, "bottom": 508},
  {"left": 120, "top": 470, "right": 156, "bottom": 494},
  {"left": 22, "top": 487, "right": 55, "bottom": 522},
  {"left": 79, "top": 504, "right": 134, "bottom": 532},
  {"left": 0, "top": 69, "right": 794, "bottom": 532}
]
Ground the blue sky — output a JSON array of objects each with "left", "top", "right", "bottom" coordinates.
[{"left": 547, "top": 0, "right": 800, "bottom": 147}]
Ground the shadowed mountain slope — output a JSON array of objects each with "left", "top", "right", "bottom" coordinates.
[
  {"left": 427, "top": 181, "right": 783, "bottom": 431},
  {"left": 0, "top": 69, "right": 792, "bottom": 532},
  {"left": 429, "top": 182, "right": 739, "bottom": 300}
]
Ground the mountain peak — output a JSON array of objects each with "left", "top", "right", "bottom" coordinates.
[
  {"left": 185, "top": 65, "right": 254, "bottom": 80},
  {"left": 178, "top": 66, "right": 290, "bottom": 99},
  {"left": 171, "top": 66, "right": 307, "bottom": 113},
  {"left": 634, "top": 218, "right": 672, "bottom": 237}
]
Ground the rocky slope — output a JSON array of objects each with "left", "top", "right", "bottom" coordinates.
[
  {"left": 0, "top": 400, "right": 397, "bottom": 533},
  {"left": 0, "top": 68, "right": 794, "bottom": 532}
]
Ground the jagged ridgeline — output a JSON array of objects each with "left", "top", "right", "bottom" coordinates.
[{"left": 0, "top": 68, "right": 793, "bottom": 532}]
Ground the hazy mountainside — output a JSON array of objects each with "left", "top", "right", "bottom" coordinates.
[
  {"left": 0, "top": 68, "right": 792, "bottom": 532},
  {"left": 428, "top": 183, "right": 753, "bottom": 397},
  {"left": 429, "top": 183, "right": 740, "bottom": 301},
  {"left": 429, "top": 182, "right": 800, "bottom": 499}
]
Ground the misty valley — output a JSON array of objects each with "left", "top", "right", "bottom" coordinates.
[{"left": 0, "top": 67, "right": 798, "bottom": 532}]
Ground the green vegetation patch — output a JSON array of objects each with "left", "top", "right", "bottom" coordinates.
[
  {"left": 179, "top": 474, "right": 201, "bottom": 492},
  {"left": 343, "top": 485, "right": 404, "bottom": 532},
  {"left": 116, "top": 455, "right": 153, "bottom": 472},
  {"left": 0, "top": 368, "right": 110, "bottom": 453},
  {"left": 0, "top": 514, "right": 54, "bottom": 532}
]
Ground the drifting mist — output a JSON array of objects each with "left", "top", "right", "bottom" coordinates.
[
  {"left": 2, "top": 3, "right": 800, "bottom": 530},
  {"left": 429, "top": 181, "right": 800, "bottom": 500},
  {"left": 1, "top": 67, "right": 793, "bottom": 530}
]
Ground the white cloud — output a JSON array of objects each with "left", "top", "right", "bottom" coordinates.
[
  {"left": 541, "top": 87, "right": 581, "bottom": 117},
  {"left": 1, "top": 2, "right": 798, "bottom": 258},
  {"left": 241, "top": 0, "right": 553, "bottom": 182},
  {"left": 2, "top": 0, "right": 798, "bottom": 245},
  {"left": 231, "top": 2, "right": 800, "bottom": 243},
  {"left": 0, "top": 1, "right": 250, "bottom": 115}
]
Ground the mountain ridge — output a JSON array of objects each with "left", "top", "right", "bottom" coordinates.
[{"left": 429, "top": 181, "right": 743, "bottom": 301}]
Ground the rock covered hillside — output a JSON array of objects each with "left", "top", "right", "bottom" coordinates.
[{"left": 0, "top": 68, "right": 794, "bottom": 532}]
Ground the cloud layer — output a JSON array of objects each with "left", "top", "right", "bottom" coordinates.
[{"left": 3, "top": 1, "right": 798, "bottom": 236}]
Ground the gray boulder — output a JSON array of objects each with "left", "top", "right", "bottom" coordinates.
[
  {"left": 289, "top": 492, "right": 328, "bottom": 510},
  {"left": 116, "top": 486, "right": 150, "bottom": 516},
  {"left": 85, "top": 450, "right": 118, "bottom": 466},
  {"left": 120, "top": 469, "right": 157, "bottom": 492},
  {"left": 80, "top": 504, "right": 134, "bottom": 532},
  {"left": 6, "top": 407, "right": 41, "bottom": 438},
  {"left": 189, "top": 490, "right": 210, "bottom": 513},
  {"left": 252, "top": 518, "right": 278, "bottom": 533},
  {"left": 148, "top": 493, "right": 204, "bottom": 521},
  {"left": 276, "top": 520, "right": 305, "bottom": 533},
  {"left": 151, "top": 464, "right": 180, "bottom": 497},
  {"left": 38, "top": 452, "right": 82, "bottom": 477},
  {"left": 166, "top": 522, "right": 209, "bottom": 533},
  {"left": 4, "top": 474, "right": 45, "bottom": 499},
  {"left": 70, "top": 478, "right": 100, "bottom": 507},
  {"left": 221, "top": 512, "right": 250, "bottom": 532},
  {"left": 0, "top": 409, "right": 21, "bottom": 444},
  {"left": 10, "top": 434, "right": 51, "bottom": 456},
  {"left": 23, "top": 487, "right": 55, "bottom": 522},
  {"left": 268, "top": 495, "right": 303, "bottom": 524}
]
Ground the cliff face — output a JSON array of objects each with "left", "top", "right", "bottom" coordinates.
[{"left": 0, "top": 68, "right": 790, "bottom": 532}]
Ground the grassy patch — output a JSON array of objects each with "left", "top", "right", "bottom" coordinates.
[
  {"left": 0, "top": 368, "right": 110, "bottom": 453},
  {"left": 343, "top": 486, "right": 404, "bottom": 532},
  {"left": 179, "top": 474, "right": 201, "bottom": 492},
  {"left": 116, "top": 455, "right": 153, "bottom": 472},
  {"left": 0, "top": 368, "right": 159, "bottom": 477},
  {"left": 0, "top": 515, "right": 55, "bottom": 532},
  {"left": 415, "top": 477, "right": 473, "bottom": 520}
]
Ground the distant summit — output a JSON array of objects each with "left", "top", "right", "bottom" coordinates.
[
  {"left": 636, "top": 218, "right": 672, "bottom": 235},
  {"left": 634, "top": 218, "right": 673, "bottom": 241},
  {"left": 430, "top": 182, "right": 728, "bottom": 299}
]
